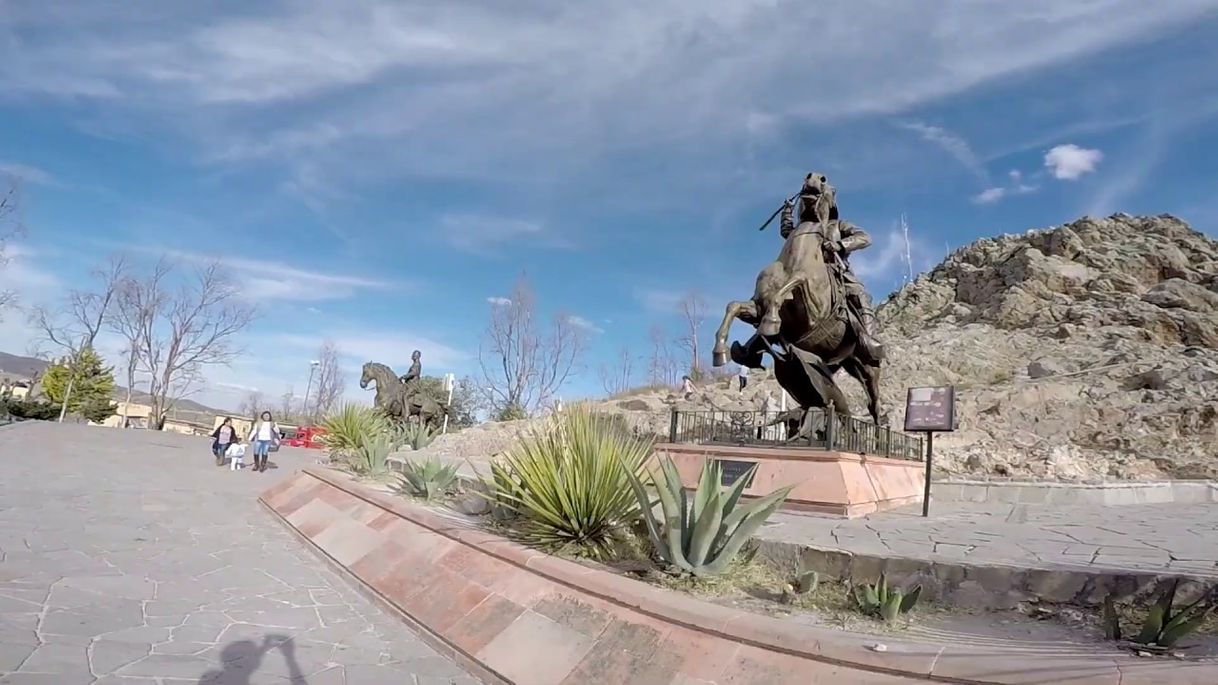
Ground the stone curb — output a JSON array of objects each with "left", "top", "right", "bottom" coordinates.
[
  {"left": 754, "top": 539, "right": 1218, "bottom": 612},
  {"left": 932, "top": 480, "right": 1218, "bottom": 506},
  {"left": 260, "top": 466, "right": 1217, "bottom": 684}
]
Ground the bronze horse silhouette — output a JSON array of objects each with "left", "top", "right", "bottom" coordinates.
[
  {"left": 359, "top": 362, "right": 447, "bottom": 428},
  {"left": 711, "top": 173, "right": 882, "bottom": 426}
]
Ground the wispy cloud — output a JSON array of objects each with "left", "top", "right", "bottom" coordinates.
[
  {"left": 2, "top": 1, "right": 1209, "bottom": 194},
  {"left": 634, "top": 288, "right": 684, "bottom": 315},
  {"left": 897, "top": 121, "right": 989, "bottom": 183},
  {"left": 269, "top": 330, "right": 468, "bottom": 372},
  {"left": 440, "top": 213, "right": 569, "bottom": 255},
  {"left": 126, "top": 246, "right": 406, "bottom": 302},
  {"left": 566, "top": 315, "right": 604, "bottom": 334},
  {"left": 1044, "top": 144, "right": 1103, "bottom": 180},
  {"left": 0, "top": 161, "right": 56, "bottom": 186},
  {"left": 486, "top": 296, "right": 512, "bottom": 306},
  {"left": 852, "top": 219, "right": 942, "bottom": 291}
]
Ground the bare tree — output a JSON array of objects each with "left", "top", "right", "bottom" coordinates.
[
  {"left": 238, "top": 389, "right": 266, "bottom": 417},
  {"left": 478, "top": 276, "right": 587, "bottom": 418},
  {"left": 0, "top": 177, "right": 24, "bottom": 315},
  {"left": 30, "top": 256, "right": 128, "bottom": 421},
  {"left": 647, "top": 323, "right": 679, "bottom": 386},
  {"left": 598, "top": 345, "right": 636, "bottom": 396},
  {"left": 278, "top": 389, "right": 297, "bottom": 423},
  {"left": 112, "top": 259, "right": 256, "bottom": 430},
  {"left": 675, "top": 291, "right": 707, "bottom": 379},
  {"left": 311, "top": 340, "right": 345, "bottom": 420}
]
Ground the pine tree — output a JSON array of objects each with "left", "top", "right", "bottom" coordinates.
[{"left": 41, "top": 348, "right": 116, "bottom": 422}]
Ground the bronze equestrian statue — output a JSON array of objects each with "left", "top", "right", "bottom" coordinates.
[
  {"left": 712, "top": 172, "right": 885, "bottom": 435},
  {"left": 359, "top": 356, "right": 447, "bottom": 429}
]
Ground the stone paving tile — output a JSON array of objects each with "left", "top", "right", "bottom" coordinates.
[
  {"left": 0, "top": 422, "right": 478, "bottom": 684},
  {"left": 760, "top": 498, "right": 1218, "bottom": 578}
]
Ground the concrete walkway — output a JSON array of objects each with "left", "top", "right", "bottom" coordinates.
[
  {"left": 0, "top": 421, "right": 477, "bottom": 685},
  {"left": 759, "top": 498, "right": 1218, "bottom": 579}
]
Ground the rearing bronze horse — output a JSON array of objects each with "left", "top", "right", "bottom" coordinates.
[{"left": 711, "top": 172, "right": 883, "bottom": 427}]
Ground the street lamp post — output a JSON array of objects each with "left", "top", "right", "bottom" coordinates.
[{"left": 303, "top": 360, "right": 320, "bottom": 424}]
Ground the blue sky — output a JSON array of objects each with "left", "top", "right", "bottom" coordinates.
[{"left": 2, "top": 1, "right": 1218, "bottom": 411}]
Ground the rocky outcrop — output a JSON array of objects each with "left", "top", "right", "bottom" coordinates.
[{"left": 871, "top": 214, "right": 1218, "bottom": 481}]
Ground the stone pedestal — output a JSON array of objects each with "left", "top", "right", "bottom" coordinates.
[{"left": 654, "top": 443, "right": 924, "bottom": 518}]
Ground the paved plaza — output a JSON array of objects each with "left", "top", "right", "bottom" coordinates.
[
  {"left": 0, "top": 421, "right": 477, "bottom": 685},
  {"left": 760, "top": 498, "right": 1218, "bottom": 579}
]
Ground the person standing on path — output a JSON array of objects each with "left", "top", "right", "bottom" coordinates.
[
  {"left": 247, "top": 411, "right": 280, "bottom": 473},
  {"left": 738, "top": 365, "right": 749, "bottom": 392},
  {"left": 211, "top": 418, "right": 237, "bottom": 466}
]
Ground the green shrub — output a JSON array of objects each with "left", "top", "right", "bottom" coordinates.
[
  {"left": 484, "top": 408, "right": 653, "bottom": 558},
  {"left": 625, "top": 456, "right": 793, "bottom": 577},
  {"left": 319, "top": 403, "right": 391, "bottom": 458},
  {"left": 2, "top": 398, "right": 60, "bottom": 421},
  {"left": 395, "top": 457, "right": 460, "bottom": 499}
]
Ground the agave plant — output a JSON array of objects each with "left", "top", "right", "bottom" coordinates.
[
  {"left": 624, "top": 456, "right": 793, "bottom": 577},
  {"left": 395, "top": 457, "right": 460, "bottom": 499},
  {"left": 853, "top": 573, "right": 922, "bottom": 623},
  {"left": 483, "top": 408, "right": 654, "bottom": 557},
  {"left": 319, "top": 403, "right": 391, "bottom": 458},
  {"left": 348, "top": 431, "right": 394, "bottom": 477},
  {"left": 1104, "top": 580, "right": 1214, "bottom": 650},
  {"left": 394, "top": 421, "right": 438, "bottom": 451}
]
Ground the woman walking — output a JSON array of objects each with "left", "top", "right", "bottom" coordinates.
[
  {"left": 247, "top": 411, "right": 281, "bottom": 473},
  {"left": 211, "top": 417, "right": 237, "bottom": 466}
]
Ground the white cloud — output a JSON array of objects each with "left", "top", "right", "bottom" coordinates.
[
  {"left": 897, "top": 121, "right": 988, "bottom": 183},
  {"left": 0, "top": 1, "right": 1207, "bottom": 192},
  {"left": 973, "top": 170, "right": 1038, "bottom": 204},
  {"left": 1044, "top": 144, "right": 1103, "bottom": 180},
  {"left": 634, "top": 288, "right": 683, "bottom": 315},
  {"left": 269, "top": 330, "right": 468, "bottom": 373},
  {"left": 486, "top": 296, "right": 512, "bottom": 306}
]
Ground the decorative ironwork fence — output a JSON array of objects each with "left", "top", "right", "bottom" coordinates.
[{"left": 667, "top": 406, "right": 923, "bottom": 461}]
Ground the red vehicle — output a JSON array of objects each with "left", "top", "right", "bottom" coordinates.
[{"left": 280, "top": 425, "right": 327, "bottom": 449}]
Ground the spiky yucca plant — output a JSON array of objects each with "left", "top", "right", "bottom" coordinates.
[
  {"left": 624, "top": 456, "right": 793, "bottom": 577},
  {"left": 1104, "top": 580, "right": 1214, "bottom": 650},
  {"left": 484, "top": 408, "right": 654, "bottom": 558},
  {"left": 319, "top": 403, "right": 391, "bottom": 458},
  {"left": 853, "top": 573, "right": 922, "bottom": 623},
  {"left": 394, "top": 422, "right": 438, "bottom": 451},
  {"left": 396, "top": 457, "right": 460, "bottom": 499},
  {"left": 349, "top": 432, "right": 394, "bottom": 477}
]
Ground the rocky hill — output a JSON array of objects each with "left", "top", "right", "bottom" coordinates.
[{"left": 418, "top": 214, "right": 1218, "bottom": 483}]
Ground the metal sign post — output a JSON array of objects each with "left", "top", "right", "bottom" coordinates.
[
  {"left": 441, "top": 373, "right": 455, "bottom": 435},
  {"left": 903, "top": 386, "right": 958, "bottom": 518}
]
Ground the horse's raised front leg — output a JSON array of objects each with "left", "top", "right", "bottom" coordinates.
[
  {"left": 712, "top": 300, "right": 759, "bottom": 367},
  {"left": 759, "top": 276, "right": 804, "bottom": 337}
]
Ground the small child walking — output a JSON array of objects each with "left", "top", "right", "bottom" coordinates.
[{"left": 227, "top": 442, "right": 247, "bottom": 471}]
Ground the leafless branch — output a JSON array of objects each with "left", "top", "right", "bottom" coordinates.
[
  {"left": 675, "top": 291, "right": 707, "bottom": 378},
  {"left": 312, "top": 340, "right": 345, "bottom": 419},
  {"left": 599, "top": 345, "right": 636, "bottom": 395},
  {"left": 478, "top": 275, "right": 586, "bottom": 417}
]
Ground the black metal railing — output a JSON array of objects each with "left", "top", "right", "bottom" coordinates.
[{"left": 667, "top": 405, "right": 923, "bottom": 461}]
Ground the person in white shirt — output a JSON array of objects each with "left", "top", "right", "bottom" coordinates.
[
  {"left": 737, "top": 365, "right": 749, "bottom": 392},
  {"left": 247, "top": 411, "right": 280, "bottom": 473}
]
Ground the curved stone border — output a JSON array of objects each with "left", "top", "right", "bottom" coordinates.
[{"left": 260, "top": 467, "right": 1217, "bottom": 685}]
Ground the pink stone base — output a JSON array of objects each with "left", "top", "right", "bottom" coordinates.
[
  {"left": 655, "top": 443, "right": 924, "bottom": 518},
  {"left": 260, "top": 468, "right": 1215, "bottom": 685}
]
